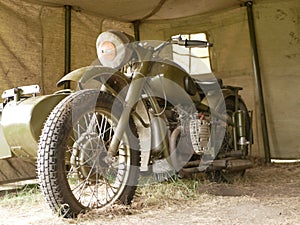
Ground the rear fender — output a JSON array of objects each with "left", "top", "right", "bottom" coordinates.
[{"left": 200, "top": 87, "right": 243, "bottom": 112}]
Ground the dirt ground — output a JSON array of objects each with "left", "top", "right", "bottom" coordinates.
[{"left": 0, "top": 163, "right": 300, "bottom": 225}]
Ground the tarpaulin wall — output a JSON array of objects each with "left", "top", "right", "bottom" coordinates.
[{"left": 1, "top": 0, "right": 98, "bottom": 94}]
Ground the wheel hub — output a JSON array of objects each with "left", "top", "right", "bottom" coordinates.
[{"left": 76, "top": 133, "right": 109, "bottom": 178}]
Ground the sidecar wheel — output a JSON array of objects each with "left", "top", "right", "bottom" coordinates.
[{"left": 37, "top": 90, "right": 140, "bottom": 218}]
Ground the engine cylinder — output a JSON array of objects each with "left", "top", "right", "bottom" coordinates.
[{"left": 190, "top": 117, "right": 210, "bottom": 154}]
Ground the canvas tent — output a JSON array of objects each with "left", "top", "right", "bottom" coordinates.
[{"left": 0, "top": 0, "right": 299, "bottom": 183}]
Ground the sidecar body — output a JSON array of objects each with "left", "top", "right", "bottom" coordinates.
[{"left": 0, "top": 85, "right": 68, "bottom": 161}]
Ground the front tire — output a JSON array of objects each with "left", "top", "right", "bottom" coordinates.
[{"left": 38, "top": 90, "right": 140, "bottom": 218}]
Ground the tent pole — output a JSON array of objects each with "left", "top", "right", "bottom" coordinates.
[
  {"left": 133, "top": 20, "right": 140, "bottom": 41},
  {"left": 245, "top": 1, "right": 271, "bottom": 163},
  {"left": 133, "top": 0, "right": 167, "bottom": 41},
  {"left": 64, "top": 5, "right": 72, "bottom": 89}
]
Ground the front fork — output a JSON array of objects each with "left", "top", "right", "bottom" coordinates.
[
  {"left": 107, "top": 71, "right": 147, "bottom": 157},
  {"left": 107, "top": 60, "right": 159, "bottom": 158}
]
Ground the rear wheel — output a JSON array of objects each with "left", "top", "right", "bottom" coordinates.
[
  {"left": 209, "top": 98, "right": 250, "bottom": 183},
  {"left": 38, "top": 90, "right": 140, "bottom": 218}
]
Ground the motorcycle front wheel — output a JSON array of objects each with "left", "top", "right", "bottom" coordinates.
[{"left": 38, "top": 90, "right": 140, "bottom": 218}]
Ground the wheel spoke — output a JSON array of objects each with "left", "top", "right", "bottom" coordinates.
[
  {"left": 38, "top": 90, "right": 139, "bottom": 217},
  {"left": 65, "top": 110, "right": 130, "bottom": 208}
]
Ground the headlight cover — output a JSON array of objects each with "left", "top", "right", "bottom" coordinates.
[{"left": 96, "top": 30, "right": 133, "bottom": 68}]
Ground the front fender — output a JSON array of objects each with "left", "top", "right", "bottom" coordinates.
[{"left": 57, "top": 66, "right": 130, "bottom": 97}]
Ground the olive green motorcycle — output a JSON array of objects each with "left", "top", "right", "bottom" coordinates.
[{"left": 35, "top": 30, "right": 253, "bottom": 217}]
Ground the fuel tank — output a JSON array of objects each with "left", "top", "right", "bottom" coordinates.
[
  {"left": 147, "top": 60, "right": 201, "bottom": 105},
  {"left": 0, "top": 93, "right": 68, "bottom": 161}
]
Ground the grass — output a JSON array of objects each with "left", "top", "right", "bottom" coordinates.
[
  {"left": 0, "top": 183, "right": 43, "bottom": 207},
  {"left": 1, "top": 164, "right": 300, "bottom": 224},
  {"left": 73, "top": 176, "right": 205, "bottom": 224},
  {"left": 0, "top": 175, "right": 205, "bottom": 211},
  {"left": 134, "top": 175, "right": 203, "bottom": 208},
  {"left": 0, "top": 175, "right": 206, "bottom": 225}
]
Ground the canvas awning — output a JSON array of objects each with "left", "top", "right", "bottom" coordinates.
[{"left": 26, "top": 0, "right": 246, "bottom": 21}]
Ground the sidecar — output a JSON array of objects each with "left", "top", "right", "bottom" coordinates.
[{"left": 0, "top": 85, "right": 69, "bottom": 162}]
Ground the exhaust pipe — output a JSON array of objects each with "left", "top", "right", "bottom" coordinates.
[
  {"left": 224, "top": 159, "right": 253, "bottom": 171},
  {"left": 181, "top": 158, "right": 253, "bottom": 173}
]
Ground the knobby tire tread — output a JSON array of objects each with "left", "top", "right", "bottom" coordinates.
[{"left": 37, "top": 90, "right": 140, "bottom": 217}]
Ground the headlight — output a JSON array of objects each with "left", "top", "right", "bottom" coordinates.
[
  {"left": 98, "top": 41, "right": 117, "bottom": 61},
  {"left": 96, "top": 30, "right": 133, "bottom": 68}
]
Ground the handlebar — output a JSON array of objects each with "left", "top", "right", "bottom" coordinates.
[
  {"left": 153, "top": 36, "right": 213, "bottom": 54},
  {"left": 171, "top": 37, "right": 213, "bottom": 48}
]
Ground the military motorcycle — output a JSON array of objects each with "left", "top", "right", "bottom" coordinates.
[{"left": 0, "top": 30, "right": 252, "bottom": 217}]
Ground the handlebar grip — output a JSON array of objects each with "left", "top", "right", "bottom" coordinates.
[
  {"left": 186, "top": 40, "right": 212, "bottom": 47},
  {"left": 172, "top": 39, "right": 213, "bottom": 48}
]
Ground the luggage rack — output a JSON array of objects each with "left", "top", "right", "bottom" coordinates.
[{"left": 1, "top": 85, "right": 40, "bottom": 101}]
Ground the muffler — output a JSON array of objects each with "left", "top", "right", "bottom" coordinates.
[
  {"left": 181, "top": 158, "right": 253, "bottom": 173},
  {"left": 224, "top": 159, "right": 253, "bottom": 171},
  {"left": 210, "top": 158, "right": 253, "bottom": 171}
]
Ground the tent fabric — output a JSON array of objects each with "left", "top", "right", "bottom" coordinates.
[
  {"left": 0, "top": 1, "right": 44, "bottom": 93},
  {"left": 0, "top": 0, "right": 107, "bottom": 94},
  {"left": 25, "top": 0, "right": 246, "bottom": 22}
]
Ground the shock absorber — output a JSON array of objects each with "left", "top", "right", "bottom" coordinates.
[{"left": 233, "top": 110, "right": 249, "bottom": 152}]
